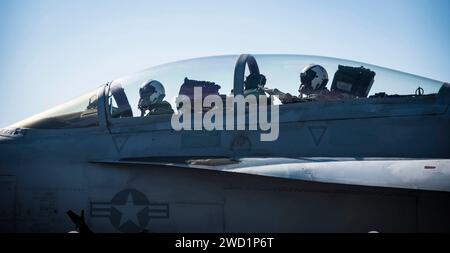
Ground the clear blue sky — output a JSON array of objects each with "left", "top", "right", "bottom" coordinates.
[{"left": 0, "top": 0, "right": 449, "bottom": 127}]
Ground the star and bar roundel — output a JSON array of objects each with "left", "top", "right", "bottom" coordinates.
[{"left": 90, "top": 189, "right": 169, "bottom": 233}]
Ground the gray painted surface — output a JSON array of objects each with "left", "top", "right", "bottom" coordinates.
[{"left": 0, "top": 55, "right": 449, "bottom": 233}]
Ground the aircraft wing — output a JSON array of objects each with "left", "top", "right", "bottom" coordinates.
[{"left": 91, "top": 157, "right": 450, "bottom": 193}]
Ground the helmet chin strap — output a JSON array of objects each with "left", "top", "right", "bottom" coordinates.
[
  {"left": 300, "top": 81, "right": 328, "bottom": 97},
  {"left": 139, "top": 95, "right": 166, "bottom": 117},
  {"left": 299, "top": 84, "right": 313, "bottom": 97},
  {"left": 138, "top": 98, "right": 152, "bottom": 117}
]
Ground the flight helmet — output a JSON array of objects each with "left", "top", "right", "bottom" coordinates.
[
  {"left": 299, "top": 64, "right": 329, "bottom": 95},
  {"left": 138, "top": 80, "right": 166, "bottom": 111}
]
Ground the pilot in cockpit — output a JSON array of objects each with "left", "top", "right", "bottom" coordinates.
[
  {"left": 138, "top": 80, "right": 174, "bottom": 116},
  {"left": 265, "top": 64, "right": 351, "bottom": 103}
]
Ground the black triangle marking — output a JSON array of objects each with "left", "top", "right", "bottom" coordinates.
[
  {"left": 309, "top": 126, "right": 327, "bottom": 145},
  {"left": 113, "top": 136, "right": 129, "bottom": 153}
]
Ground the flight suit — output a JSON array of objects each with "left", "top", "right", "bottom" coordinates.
[
  {"left": 143, "top": 101, "right": 174, "bottom": 116},
  {"left": 265, "top": 88, "right": 353, "bottom": 104}
]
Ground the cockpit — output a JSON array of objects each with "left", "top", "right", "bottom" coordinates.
[
  {"left": 9, "top": 54, "right": 448, "bottom": 129},
  {"left": 106, "top": 54, "right": 446, "bottom": 119}
]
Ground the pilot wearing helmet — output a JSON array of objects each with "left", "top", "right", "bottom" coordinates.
[
  {"left": 298, "top": 64, "right": 329, "bottom": 98},
  {"left": 138, "top": 80, "right": 174, "bottom": 116},
  {"left": 265, "top": 64, "right": 350, "bottom": 103}
]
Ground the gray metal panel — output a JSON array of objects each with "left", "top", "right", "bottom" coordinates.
[{"left": 0, "top": 175, "right": 16, "bottom": 232}]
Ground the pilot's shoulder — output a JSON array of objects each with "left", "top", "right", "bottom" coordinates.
[{"left": 159, "top": 101, "right": 175, "bottom": 112}]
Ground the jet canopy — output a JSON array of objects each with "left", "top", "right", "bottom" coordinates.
[
  {"left": 10, "top": 54, "right": 447, "bottom": 129},
  {"left": 9, "top": 88, "right": 100, "bottom": 129},
  {"left": 107, "top": 54, "right": 446, "bottom": 119}
]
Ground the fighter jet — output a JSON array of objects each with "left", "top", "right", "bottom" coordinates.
[{"left": 0, "top": 54, "right": 449, "bottom": 233}]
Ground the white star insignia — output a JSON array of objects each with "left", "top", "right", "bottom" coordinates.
[{"left": 113, "top": 192, "right": 147, "bottom": 227}]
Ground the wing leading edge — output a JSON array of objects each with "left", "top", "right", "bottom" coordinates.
[{"left": 91, "top": 157, "right": 450, "bottom": 193}]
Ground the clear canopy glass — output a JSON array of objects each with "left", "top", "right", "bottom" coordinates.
[
  {"left": 108, "top": 54, "right": 445, "bottom": 118},
  {"left": 9, "top": 54, "right": 446, "bottom": 129},
  {"left": 10, "top": 89, "right": 99, "bottom": 129}
]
